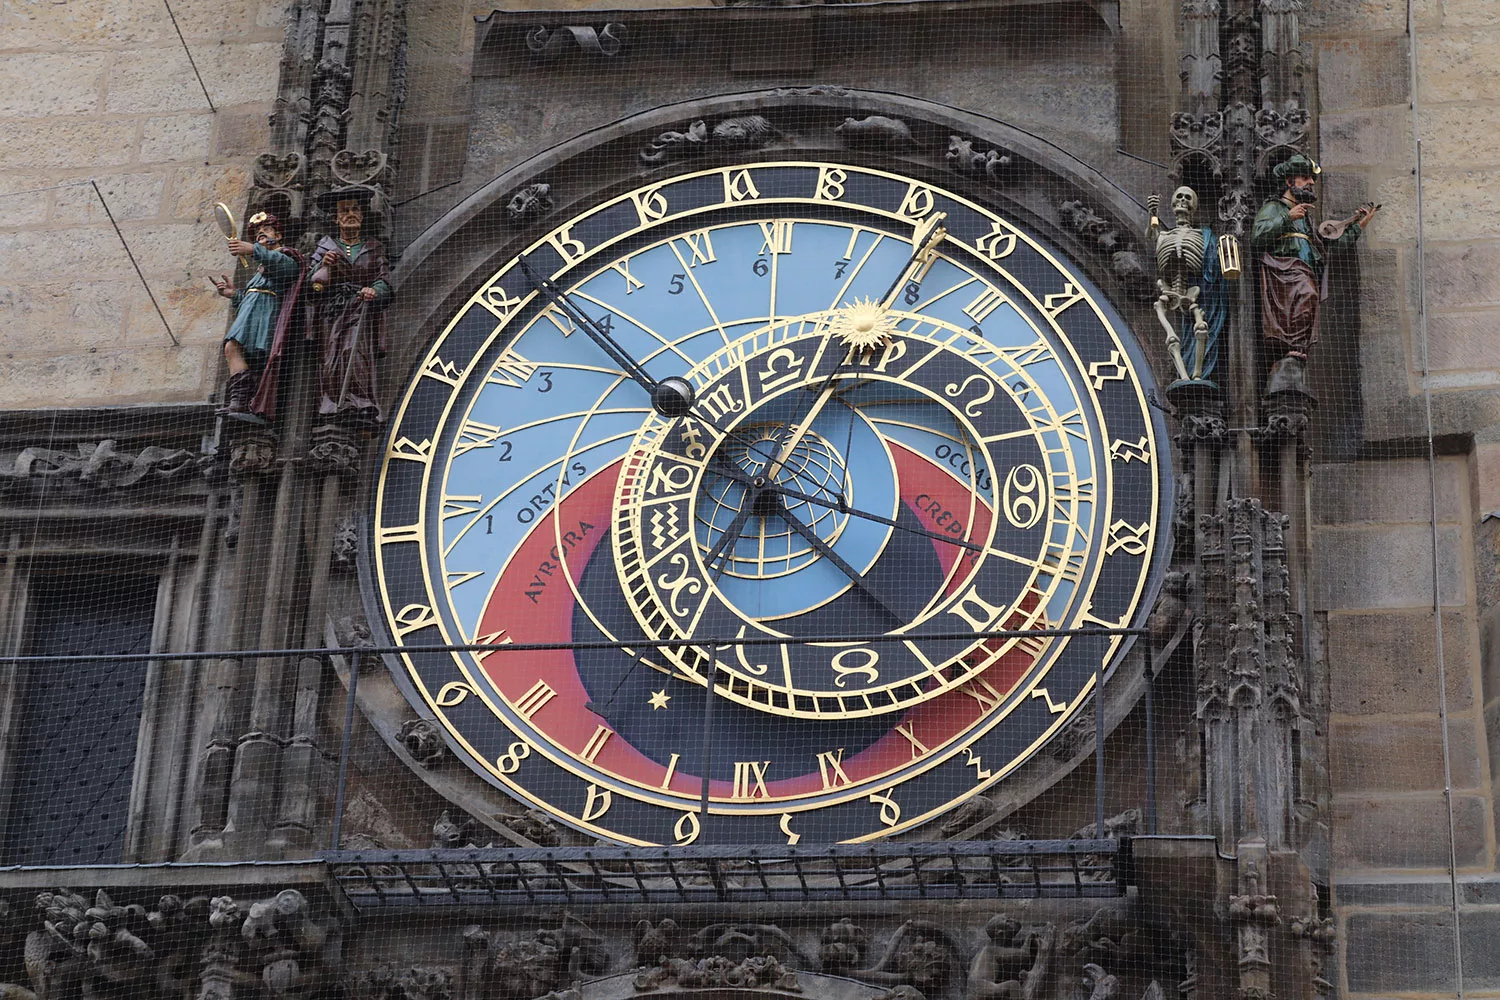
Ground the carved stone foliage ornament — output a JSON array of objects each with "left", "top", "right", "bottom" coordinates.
[
  {"left": 0, "top": 440, "right": 204, "bottom": 497},
  {"left": 461, "top": 915, "right": 608, "bottom": 1000}
]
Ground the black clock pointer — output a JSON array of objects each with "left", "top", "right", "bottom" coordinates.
[
  {"left": 774, "top": 498, "right": 908, "bottom": 624},
  {"left": 519, "top": 256, "right": 697, "bottom": 417},
  {"left": 707, "top": 462, "right": 983, "bottom": 554}
]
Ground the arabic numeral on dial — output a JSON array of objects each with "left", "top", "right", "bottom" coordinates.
[
  {"left": 903, "top": 282, "right": 920, "bottom": 305},
  {"left": 834, "top": 259, "right": 848, "bottom": 278},
  {"left": 496, "top": 741, "right": 532, "bottom": 774},
  {"left": 497, "top": 441, "right": 512, "bottom": 462},
  {"left": 753, "top": 258, "right": 769, "bottom": 277},
  {"left": 831, "top": 647, "right": 880, "bottom": 688},
  {"left": 537, "top": 371, "right": 554, "bottom": 393},
  {"left": 1003, "top": 464, "right": 1046, "bottom": 528},
  {"left": 485, "top": 514, "right": 493, "bottom": 534},
  {"left": 669, "top": 273, "right": 685, "bottom": 295}
]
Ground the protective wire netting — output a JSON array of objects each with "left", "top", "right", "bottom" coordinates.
[{"left": 0, "top": 0, "right": 1479, "bottom": 997}]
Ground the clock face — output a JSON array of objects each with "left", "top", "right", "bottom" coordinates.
[{"left": 368, "top": 161, "right": 1170, "bottom": 845}]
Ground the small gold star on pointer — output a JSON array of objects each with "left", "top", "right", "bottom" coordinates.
[{"left": 649, "top": 689, "right": 671, "bottom": 710}]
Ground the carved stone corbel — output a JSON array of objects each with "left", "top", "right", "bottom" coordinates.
[{"left": 525, "top": 24, "right": 628, "bottom": 58}]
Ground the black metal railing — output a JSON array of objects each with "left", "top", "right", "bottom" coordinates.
[{"left": 318, "top": 838, "right": 1127, "bottom": 909}]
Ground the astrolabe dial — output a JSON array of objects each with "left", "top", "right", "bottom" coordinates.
[
  {"left": 368, "top": 160, "right": 1170, "bottom": 845},
  {"left": 614, "top": 303, "right": 1092, "bottom": 719}
]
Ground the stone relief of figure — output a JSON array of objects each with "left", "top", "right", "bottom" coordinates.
[
  {"left": 1250, "top": 153, "right": 1378, "bottom": 386},
  {"left": 854, "top": 920, "right": 961, "bottom": 996},
  {"left": 210, "top": 211, "right": 307, "bottom": 423},
  {"left": 304, "top": 185, "right": 394, "bottom": 427},
  {"left": 966, "top": 916, "right": 1054, "bottom": 1000},
  {"left": 1146, "top": 186, "right": 1229, "bottom": 386}
]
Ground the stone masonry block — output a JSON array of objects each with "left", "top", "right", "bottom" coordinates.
[
  {"left": 166, "top": 164, "right": 251, "bottom": 223},
  {"left": 1447, "top": 0, "right": 1500, "bottom": 26},
  {"left": 0, "top": 53, "right": 108, "bottom": 117},
  {"left": 0, "top": 344, "right": 212, "bottom": 409},
  {"left": 1313, "top": 524, "right": 1467, "bottom": 610},
  {"left": 0, "top": 281, "right": 131, "bottom": 350},
  {"left": 1422, "top": 104, "right": 1500, "bottom": 169},
  {"left": 122, "top": 276, "right": 229, "bottom": 349},
  {"left": 1331, "top": 717, "right": 1480, "bottom": 793},
  {"left": 211, "top": 112, "right": 270, "bottom": 158},
  {"left": 1333, "top": 794, "right": 1489, "bottom": 869},
  {"left": 106, "top": 48, "right": 219, "bottom": 113},
  {"left": 0, "top": 0, "right": 167, "bottom": 48},
  {"left": 1474, "top": 442, "right": 1500, "bottom": 513},
  {"left": 1343, "top": 911, "right": 1457, "bottom": 992},
  {"left": 0, "top": 228, "right": 131, "bottom": 283},
  {"left": 52, "top": 172, "right": 167, "bottom": 224},
  {"left": 1315, "top": 108, "right": 1411, "bottom": 168},
  {"left": 1317, "top": 36, "right": 1409, "bottom": 112},
  {"left": 1301, "top": 0, "right": 1440, "bottom": 34},
  {"left": 1424, "top": 243, "right": 1500, "bottom": 309},
  {"left": 1424, "top": 310, "right": 1500, "bottom": 374},
  {"left": 1312, "top": 458, "right": 1464, "bottom": 525},
  {"left": 1328, "top": 610, "right": 1474, "bottom": 715},
  {"left": 141, "top": 115, "right": 215, "bottom": 163},
  {"left": 1419, "top": 29, "right": 1500, "bottom": 103},
  {"left": 0, "top": 176, "right": 51, "bottom": 226},
  {"left": 0, "top": 120, "right": 138, "bottom": 169},
  {"left": 1462, "top": 908, "right": 1500, "bottom": 988},
  {"left": 197, "top": 42, "right": 283, "bottom": 108}
]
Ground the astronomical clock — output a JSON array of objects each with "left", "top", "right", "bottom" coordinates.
[{"left": 365, "top": 160, "right": 1171, "bottom": 845}]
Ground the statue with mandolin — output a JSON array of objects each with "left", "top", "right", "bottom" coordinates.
[{"left": 1252, "top": 153, "right": 1379, "bottom": 390}]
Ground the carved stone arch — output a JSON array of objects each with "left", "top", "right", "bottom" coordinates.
[{"left": 342, "top": 88, "right": 1180, "bottom": 847}]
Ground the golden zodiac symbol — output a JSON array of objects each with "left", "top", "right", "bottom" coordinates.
[
  {"left": 944, "top": 374, "right": 996, "bottom": 417},
  {"left": 831, "top": 647, "right": 881, "bottom": 688},
  {"left": 656, "top": 552, "right": 703, "bottom": 618}
]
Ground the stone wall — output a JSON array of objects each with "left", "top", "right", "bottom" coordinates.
[{"left": 0, "top": 0, "right": 284, "bottom": 409}]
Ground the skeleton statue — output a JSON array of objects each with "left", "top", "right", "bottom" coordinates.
[{"left": 1147, "top": 186, "right": 1229, "bottom": 385}]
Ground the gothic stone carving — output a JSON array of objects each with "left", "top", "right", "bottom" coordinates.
[
  {"left": 633, "top": 956, "right": 801, "bottom": 993},
  {"left": 1228, "top": 863, "right": 1281, "bottom": 1000},
  {"left": 818, "top": 919, "right": 869, "bottom": 974},
  {"left": 946, "top": 136, "right": 1014, "bottom": 182},
  {"left": 853, "top": 921, "right": 961, "bottom": 997},
  {"left": 525, "top": 24, "right": 628, "bottom": 59},
  {"left": 966, "top": 916, "right": 1053, "bottom": 1000},
  {"left": 507, "top": 183, "right": 555, "bottom": 224},
  {"left": 1057, "top": 200, "right": 1153, "bottom": 301},
  {"left": 398, "top": 719, "right": 450, "bottom": 765},
  {"left": 351, "top": 965, "right": 456, "bottom": 1000},
  {"left": 461, "top": 915, "right": 608, "bottom": 1000},
  {"left": 639, "top": 116, "right": 778, "bottom": 165},
  {"left": 0, "top": 440, "right": 203, "bottom": 497},
  {"left": 835, "top": 116, "right": 915, "bottom": 149}
]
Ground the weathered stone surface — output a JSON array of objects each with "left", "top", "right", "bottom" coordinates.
[
  {"left": 1424, "top": 243, "right": 1500, "bottom": 309},
  {"left": 1313, "top": 524, "right": 1467, "bottom": 609},
  {"left": 142, "top": 115, "right": 216, "bottom": 163},
  {"left": 1422, "top": 104, "right": 1500, "bottom": 168},
  {"left": 1328, "top": 610, "right": 1475, "bottom": 714},
  {"left": 1446, "top": 0, "right": 1500, "bottom": 26},
  {"left": 1333, "top": 794, "right": 1489, "bottom": 869},
  {"left": 52, "top": 172, "right": 168, "bottom": 224},
  {"left": 166, "top": 164, "right": 252, "bottom": 222},
  {"left": 0, "top": 0, "right": 168, "bottom": 47},
  {"left": 1301, "top": 0, "right": 1440, "bottom": 33},
  {"left": 0, "top": 53, "right": 108, "bottom": 116},
  {"left": 1424, "top": 310, "right": 1500, "bottom": 374},
  {"left": 106, "top": 49, "right": 222, "bottom": 113},
  {"left": 0, "top": 344, "right": 212, "bottom": 408},
  {"left": 1343, "top": 911, "right": 1457, "bottom": 992},
  {"left": 1316, "top": 36, "right": 1410, "bottom": 111},
  {"left": 1312, "top": 458, "right": 1464, "bottom": 525},
  {"left": 1418, "top": 29, "right": 1500, "bottom": 103},
  {"left": 1318, "top": 107, "right": 1412, "bottom": 167},
  {"left": 1462, "top": 908, "right": 1500, "bottom": 987},
  {"left": 0, "top": 120, "right": 138, "bottom": 168},
  {"left": 0, "top": 175, "right": 51, "bottom": 226},
  {"left": 1331, "top": 717, "right": 1480, "bottom": 793},
  {"left": 212, "top": 112, "right": 271, "bottom": 158},
  {"left": 0, "top": 227, "right": 132, "bottom": 281}
]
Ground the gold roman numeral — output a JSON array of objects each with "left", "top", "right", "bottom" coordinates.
[
  {"left": 732, "top": 760, "right": 771, "bottom": 799},
  {"left": 817, "top": 748, "right": 852, "bottom": 789},
  {"left": 512, "top": 679, "right": 557, "bottom": 719},
  {"left": 895, "top": 722, "right": 930, "bottom": 759},
  {"left": 758, "top": 220, "right": 793, "bottom": 256},
  {"left": 580, "top": 725, "right": 613, "bottom": 762}
]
